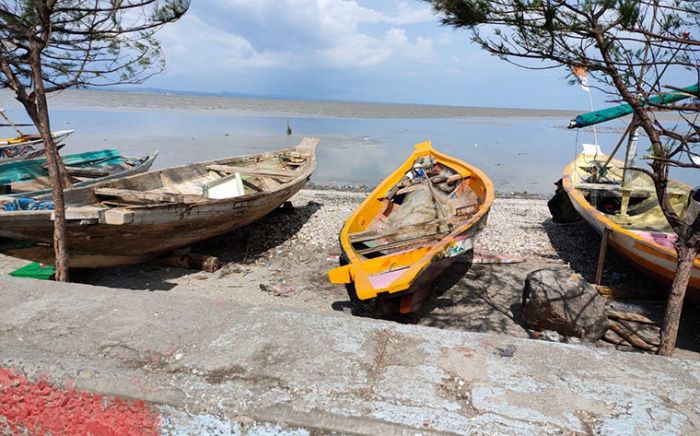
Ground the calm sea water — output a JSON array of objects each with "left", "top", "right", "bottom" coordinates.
[{"left": 0, "top": 90, "right": 695, "bottom": 195}]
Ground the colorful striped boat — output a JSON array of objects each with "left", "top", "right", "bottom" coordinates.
[{"left": 0, "top": 130, "right": 74, "bottom": 162}]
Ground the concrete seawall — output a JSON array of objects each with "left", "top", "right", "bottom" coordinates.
[{"left": 1, "top": 277, "right": 698, "bottom": 434}]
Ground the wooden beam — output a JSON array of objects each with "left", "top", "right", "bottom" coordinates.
[
  {"left": 356, "top": 231, "right": 447, "bottom": 256},
  {"left": 51, "top": 206, "right": 103, "bottom": 221},
  {"left": 242, "top": 179, "right": 264, "bottom": 192},
  {"left": 207, "top": 164, "right": 296, "bottom": 179},
  {"left": 574, "top": 182, "right": 685, "bottom": 196},
  {"left": 425, "top": 178, "right": 448, "bottom": 218},
  {"left": 609, "top": 319, "right": 658, "bottom": 352},
  {"left": 349, "top": 215, "right": 461, "bottom": 243},
  {"left": 595, "top": 227, "right": 611, "bottom": 285},
  {"left": 607, "top": 310, "right": 657, "bottom": 325},
  {"left": 394, "top": 184, "right": 423, "bottom": 196},
  {"left": 95, "top": 187, "right": 183, "bottom": 204}
]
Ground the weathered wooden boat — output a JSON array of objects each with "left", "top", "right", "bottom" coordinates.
[
  {"left": 0, "top": 137, "right": 318, "bottom": 268},
  {"left": 0, "top": 149, "right": 157, "bottom": 198},
  {"left": 563, "top": 145, "right": 700, "bottom": 305},
  {"left": 0, "top": 130, "right": 74, "bottom": 161},
  {"left": 328, "top": 141, "right": 494, "bottom": 314}
]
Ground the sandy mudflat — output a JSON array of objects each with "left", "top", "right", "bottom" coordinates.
[{"left": 0, "top": 188, "right": 697, "bottom": 359}]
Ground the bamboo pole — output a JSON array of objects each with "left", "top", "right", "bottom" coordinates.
[{"left": 0, "top": 109, "right": 25, "bottom": 137}]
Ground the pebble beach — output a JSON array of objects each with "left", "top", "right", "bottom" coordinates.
[{"left": 2, "top": 187, "right": 697, "bottom": 359}]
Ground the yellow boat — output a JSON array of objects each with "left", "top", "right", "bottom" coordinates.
[
  {"left": 563, "top": 144, "right": 700, "bottom": 305},
  {"left": 328, "top": 141, "right": 494, "bottom": 314}
]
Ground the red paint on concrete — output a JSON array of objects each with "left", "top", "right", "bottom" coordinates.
[{"left": 0, "top": 368, "right": 161, "bottom": 435}]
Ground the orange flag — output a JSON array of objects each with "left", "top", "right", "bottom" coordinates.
[{"left": 572, "top": 65, "right": 590, "bottom": 92}]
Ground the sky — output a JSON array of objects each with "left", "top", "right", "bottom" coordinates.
[{"left": 148, "top": 0, "right": 586, "bottom": 109}]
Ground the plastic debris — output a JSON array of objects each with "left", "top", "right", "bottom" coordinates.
[{"left": 3, "top": 197, "right": 54, "bottom": 211}]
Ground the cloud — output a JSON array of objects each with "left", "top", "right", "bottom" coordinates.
[
  {"left": 158, "top": 1, "right": 436, "bottom": 74},
  {"left": 322, "top": 27, "right": 434, "bottom": 68}
]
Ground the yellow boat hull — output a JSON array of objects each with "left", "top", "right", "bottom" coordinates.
[{"left": 328, "top": 141, "right": 494, "bottom": 314}]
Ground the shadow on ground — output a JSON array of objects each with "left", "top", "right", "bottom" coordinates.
[
  {"left": 405, "top": 260, "right": 535, "bottom": 337},
  {"left": 336, "top": 256, "right": 540, "bottom": 338},
  {"left": 73, "top": 201, "right": 322, "bottom": 290},
  {"left": 542, "top": 217, "right": 663, "bottom": 299},
  {"left": 543, "top": 217, "right": 700, "bottom": 355}
]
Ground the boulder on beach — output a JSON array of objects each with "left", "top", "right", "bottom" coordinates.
[{"left": 522, "top": 267, "right": 608, "bottom": 341}]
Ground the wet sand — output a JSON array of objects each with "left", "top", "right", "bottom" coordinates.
[{"left": 29, "top": 89, "right": 582, "bottom": 119}]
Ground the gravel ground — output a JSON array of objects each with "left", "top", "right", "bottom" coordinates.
[{"left": 0, "top": 188, "right": 697, "bottom": 358}]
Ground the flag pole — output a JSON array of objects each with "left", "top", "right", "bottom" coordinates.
[{"left": 586, "top": 90, "right": 599, "bottom": 146}]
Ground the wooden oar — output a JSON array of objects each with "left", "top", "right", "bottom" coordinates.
[{"left": 424, "top": 177, "right": 448, "bottom": 218}]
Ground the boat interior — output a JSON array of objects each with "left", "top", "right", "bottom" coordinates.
[
  {"left": 61, "top": 147, "right": 314, "bottom": 207},
  {"left": 348, "top": 155, "right": 485, "bottom": 259},
  {"left": 571, "top": 149, "right": 691, "bottom": 237},
  {"left": 1, "top": 151, "right": 152, "bottom": 197}
]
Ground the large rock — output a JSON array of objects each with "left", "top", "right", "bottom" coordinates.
[{"left": 523, "top": 268, "right": 608, "bottom": 341}]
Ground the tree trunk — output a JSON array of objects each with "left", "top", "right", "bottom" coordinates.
[
  {"left": 658, "top": 243, "right": 698, "bottom": 356},
  {"left": 37, "top": 121, "right": 71, "bottom": 282},
  {"left": 26, "top": 45, "right": 70, "bottom": 282}
]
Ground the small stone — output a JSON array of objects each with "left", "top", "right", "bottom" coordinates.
[
  {"left": 77, "top": 369, "right": 92, "bottom": 379},
  {"left": 541, "top": 330, "right": 563, "bottom": 342}
]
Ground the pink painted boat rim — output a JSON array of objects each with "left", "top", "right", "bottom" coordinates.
[{"left": 368, "top": 268, "right": 410, "bottom": 289}]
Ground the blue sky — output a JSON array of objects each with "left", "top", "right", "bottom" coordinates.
[{"left": 150, "top": 0, "right": 585, "bottom": 109}]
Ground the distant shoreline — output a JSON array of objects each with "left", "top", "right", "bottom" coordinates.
[
  {"left": 305, "top": 182, "right": 549, "bottom": 199},
  {"left": 1, "top": 88, "right": 581, "bottom": 120}
]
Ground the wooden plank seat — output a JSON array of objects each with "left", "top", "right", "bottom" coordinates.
[
  {"left": 206, "top": 164, "right": 297, "bottom": 179},
  {"left": 349, "top": 215, "right": 465, "bottom": 244},
  {"left": 355, "top": 231, "right": 450, "bottom": 256},
  {"left": 574, "top": 182, "right": 686, "bottom": 197},
  {"left": 94, "top": 187, "right": 200, "bottom": 204}
]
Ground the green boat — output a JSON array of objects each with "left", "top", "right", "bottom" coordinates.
[{"left": 0, "top": 149, "right": 158, "bottom": 198}]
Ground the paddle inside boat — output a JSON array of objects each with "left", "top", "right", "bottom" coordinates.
[{"left": 328, "top": 141, "right": 494, "bottom": 315}]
